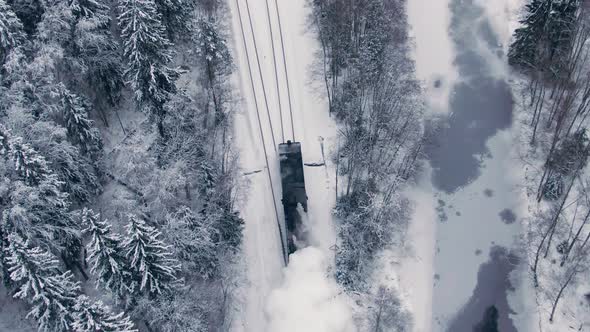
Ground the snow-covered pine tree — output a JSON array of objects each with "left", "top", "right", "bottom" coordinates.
[
  {"left": 194, "top": 19, "right": 231, "bottom": 73},
  {"left": 7, "top": 172, "right": 80, "bottom": 254},
  {"left": 54, "top": 83, "right": 101, "bottom": 153},
  {"left": 508, "top": 0, "right": 580, "bottom": 72},
  {"left": 69, "top": 0, "right": 110, "bottom": 19},
  {"left": 83, "top": 208, "right": 130, "bottom": 299},
  {"left": 0, "top": 0, "right": 25, "bottom": 63},
  {"left": 0, "top": 215, "right": 9, "bottom": 287},
  {"left": 508, "top": 0, "right": 549, "bottom": 69},
  {"left": 9, "top": 136, "right": 51, "bottom": 185},
  {"left": 153, "top": 0, "right": 195, "bottom": 41},
  {"left": 28, "top": 125, "right": 100, "bottom": 204},
  {"left": 0, "top": 130, "right": 81, "bottom": 258},
  {"left": 73, "top": 295, "right": 137, "bottom": 332},
  {"left": 0, "top": 124, "right": 10, "bottom": 155},
  {"left": 164, "top": 207, "right": 218, "bottom": 277},
  {"left": 545, "top": 0, "right": 580, "bottom": 75},
  {"left": 6, "top": 234, "right": 81, "bottom": 331},
  {"left": 70, "top": 0, "right": 124, "bottom": 105},
  {"left": 122, "top": 214, "right": 181, "bottom": 296},
  {"left": 35, "top": 0, "right": 74, "bottom": 47},
  {"left": 193, "top": 19, "right": 232, "bottom": 123},
  {"left": 5, "top": 0, "right": 44, "bottom": 35},
  {"left": 118, "top": 0, "right": 179, "bottom": 137}
]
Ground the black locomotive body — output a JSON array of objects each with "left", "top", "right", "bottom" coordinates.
[{"left": 278, "top": 141, "right": 308, "bottom": 254}]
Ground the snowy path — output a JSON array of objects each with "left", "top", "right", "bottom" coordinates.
[{"left": 229, "top": 0, "right": 340, "bottom": 330}]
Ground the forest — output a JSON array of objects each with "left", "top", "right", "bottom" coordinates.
[
  {"left": 0, "top": 0, "right": 243, "bottom": 330},
  {"left": 311, "top": 0, "right": 423, "bottom": 330},
  {"left": 509, "top": 0, "right": 590, "bottom": 325}
]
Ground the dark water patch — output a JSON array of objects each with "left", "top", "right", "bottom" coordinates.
[
  {"left": 426, "top": 0, "right": 513, "bottom": 194},
  {"left": 474, "top": 306, "right": 500, "bottom": 332},
  {"left": 446, "top": 246, "right": 519, "bottom": 332},
  {"left": 484, "top": 189, "right": 494, "bottom": 197},
  {"left": 456, "top": 211, "right": 462, "bottom": 216},
  {"left": 499, "top": 208, "right": 517, "bottom": 224},
  {"left": 436, "top": 199, "right": 448, "bottom": 222}
]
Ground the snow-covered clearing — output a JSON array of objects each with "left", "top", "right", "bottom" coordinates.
[
  {"left": 408, "top": 0, "right": 457, "bottom": 116},
  {"left": 228, "top": 0, "right": 351, "bottom": 330},
  {"left": 408, "top": 0, "right": 529, "bottom": 331}
]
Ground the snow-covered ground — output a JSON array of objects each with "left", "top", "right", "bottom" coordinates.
[
  {"left": 228, "top": 0, "right": 351, "bottom": 330},
  {"left": 402, "top": 1, "right": 458, "bottom": 330},
  {"left": 408, "top": 0, "right": 457, "bottom": 116},
  {"left": 407, "top": 0, "right": 528, "bottom": 331}
]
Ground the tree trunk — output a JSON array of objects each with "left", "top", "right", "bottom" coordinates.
[
  {"left": 544, "top": 174, "right": 576, "bottom": 258},
  {"left": 561, "top": 203, "right": 590, "bottom": 266},
  {"left": 533, "top": 174, "right": 575, "bottom": 286}
]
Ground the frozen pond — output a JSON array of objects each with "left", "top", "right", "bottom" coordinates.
[{"left": 427, "top": 0, "right": 523, "bottom": 330}]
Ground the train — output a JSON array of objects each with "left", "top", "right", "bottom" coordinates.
[{"left": 278, "top": 140, "right": 308, "bottom": 255}]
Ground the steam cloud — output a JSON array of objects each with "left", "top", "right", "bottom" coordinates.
[{"left": 265, "top": 247, "right": 357, "bottom": 332}]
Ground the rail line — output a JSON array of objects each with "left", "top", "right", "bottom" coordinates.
[
  {"left": 264, "top": 0, "right": 285, "bottom": 143},
  {"left": 243, "top": 0, "right": 278, "bottom": 152},
  {"left": 235, "top": 0, "right": 287, "bottom": 265},
  {"left": 272, "top": 0, "right": 296, "bottom": 141}
]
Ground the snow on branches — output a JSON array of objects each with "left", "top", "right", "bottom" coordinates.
[
  {"left": 118, "top": 0, "right": 179, "bottom": 136},
  {"left": 122, "top": 214, "right": 181, "bottom": 295},
  {"left": 82, "top": 208, "right": 130, "bottom": 299}
]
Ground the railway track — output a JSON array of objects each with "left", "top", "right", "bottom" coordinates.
[
  {"left": 234, "top": 0, "right": 300, "bottom": 265},
  {"left": 234, "top": 0, "right": 287, "bottom": 265},
  {"left": 236, "top": 0, "right": 305, "bottom": 266},
  {"left": 271, "top": 0, "right": 296, "bottom": 141}
]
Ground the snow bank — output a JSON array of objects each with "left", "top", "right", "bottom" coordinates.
[
  {"left": 475, "top": 0, "right": 525, "bottom": 55},
  {"left": 407, "top": 0, "right": 457, "bottom": 115},
  {"left": 265, "top": 247, "right": 356, "bottom": 332},
  {"left": 398, "top": 167, "right": 437, "bottom": 332}
]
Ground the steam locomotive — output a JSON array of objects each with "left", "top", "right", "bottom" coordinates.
[{"left": 278, "top": 141, "right": 308, "bottom": 255}]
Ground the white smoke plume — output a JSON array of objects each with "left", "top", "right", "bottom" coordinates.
[{"left": 265, "top": 247, "right": 357, "bottom": 332}]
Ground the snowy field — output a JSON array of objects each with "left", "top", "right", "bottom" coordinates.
[{"left": 407, "top": 0, "right": 528, "bottom": 331}]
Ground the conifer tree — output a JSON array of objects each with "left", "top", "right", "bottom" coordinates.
[
  {"left": 0, "top": 124, "right": 10, "bottom": 155},
  {"left": 164, "top": 207, "right": 218, "bottom": 277},
  {"left": 7, "top": 172, "right": 80, "bottom": 254},
  {"left": 70, "top": 0, "right": 124, "bottom": 105},
  {"left": 508, "top": 0, "right": 550, "bottom": 69},
  {"left": 69, "top": 0, "right": 110, "bottom": 19},
  {"left": 154, "top": 0, "right": 195, "bottom": 41},
  {"left": 122, "top": 214, "right": 181, "bottom": 296},
  {"left": 8, "top": 0, "right": 44, "bottom": 35},
  {"left": 73, "top": 295, "right": 137, "bottom": 332},
  {"left": 118, "top": 0, "right": 179, "bottom": 136},
  {"left": 508, "top": 0, "right": 580, "bottom": 73},
  {"left": 0, "top": 0, "right": 25, "bottom": 62},
  {"left": 6, "top": 234, "right": 81, "bottom": 331},
  {"left": 0, "top": 216, "right": 10, "bottom": 287},
  {"left": 546, "top": 0, "right": 579, "bottom": 73},
  {"left": 9, "top": 137, "right": 51, "bottom": 185},
  {"left": 54, "top": 83, "right": 101, "bottom": 153},
  {"left": 83, "top": 208, "right": 130, "bottom": 299},
  {"left": 1, "top": 131, "right": 80, "bottom": 256}
]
